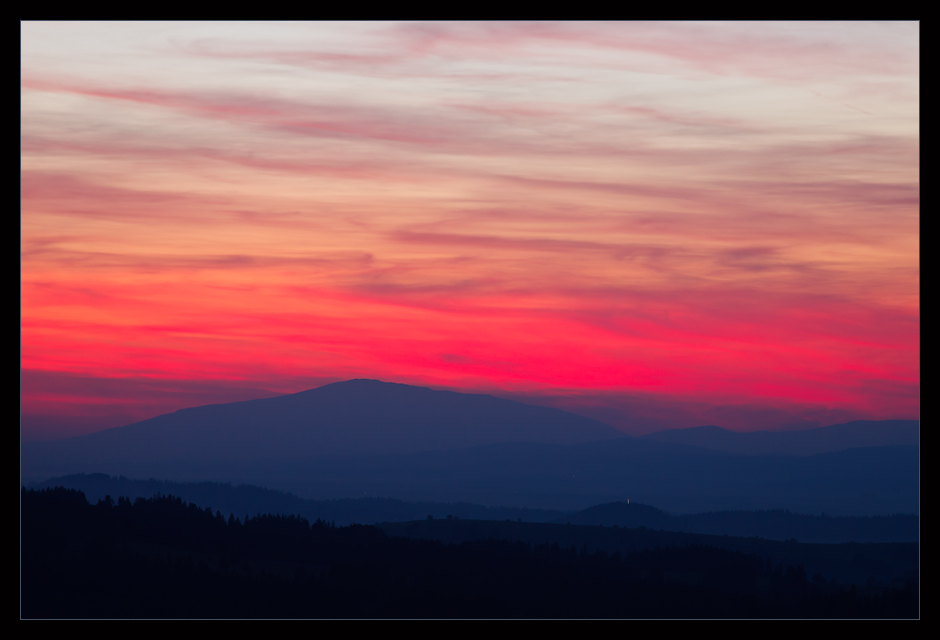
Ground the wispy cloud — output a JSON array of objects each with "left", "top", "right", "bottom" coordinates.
[{"left": 21, "top": 22, "right": 918, "bottom": 437}]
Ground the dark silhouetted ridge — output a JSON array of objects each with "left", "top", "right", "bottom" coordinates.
[
  {"left": 21, "top": 486, "right": 920, "bottom": 618},
  {"left": 560, "top": 501, "right": 674, "bottom": 529},
  {"left": 556, "top": 500, "right": 918, "bottom": 543}
]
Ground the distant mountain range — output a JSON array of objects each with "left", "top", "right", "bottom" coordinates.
[
  {"left": 642, "top": 420, "right": 919, "bottom": 456},
  {"left": 23, "top": 439, "right": 919, "bottom": 516},
  {"left": 20, "top": 379, "right": 919, "bottom": 516},
  {"left": 29, "top": 474, "right": 918, "bottom": 544}
]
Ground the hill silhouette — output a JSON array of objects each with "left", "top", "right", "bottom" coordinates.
[
  {"left": 28, "top": 474, "right": 917, "bottom": 543},
  {"left": 642, "top": 420, "right": 919, "bottom": 456},
  {"left": 561, "top": 501, "right": 675, "bottom": 529},
  {"left": 30, "top": 473, "right": 568, "bottom": 525},
  {"left": 21, "top": 379, "right": 622, "bottom": 477},
  {"left": 24, "top": 441, "right": 919, "bottom": 517}
]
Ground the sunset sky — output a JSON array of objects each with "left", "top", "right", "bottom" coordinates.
[{"left": 21, "top": 22, "right": 919, "bottom": 440}]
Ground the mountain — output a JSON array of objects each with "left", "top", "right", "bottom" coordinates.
[
  {"left": 641, "top": 420, "right": 919, "bottom": 456},
  {"left": 301, "top": 441, "right": 913, "bottom": 516},
  {"left": 21, "top": 379, "right": 623, "bottom": 478},
  {"left": 29, "top": 474, "right": 917, "bottom": 543},
  {"left": 25, "top": 439, "right": 918, "bottom": 516},
  {"left": 20, "top": 381, "right": 918, "bottom": 517}
]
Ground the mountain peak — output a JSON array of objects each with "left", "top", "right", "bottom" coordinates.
[{"left": 22, "top": 380, "right": 625, "bottom": 478}]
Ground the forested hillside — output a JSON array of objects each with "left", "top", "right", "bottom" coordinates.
[{"left": 21, "top": 487, "right": 918, "bottom": 618}]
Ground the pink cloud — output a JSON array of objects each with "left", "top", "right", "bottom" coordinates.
[{"left": 21, "top": 23, "right": 918, "bottom": 440}]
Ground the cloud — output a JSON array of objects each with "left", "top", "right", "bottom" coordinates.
[{"left": 20, "top": 23, "right": 918, "bottom": 440}]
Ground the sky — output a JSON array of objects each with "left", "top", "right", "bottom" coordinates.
[{"left": 21, "top": 22, "right": 919, "bottom": 440}]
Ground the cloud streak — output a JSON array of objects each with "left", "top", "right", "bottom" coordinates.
[{"left": 21, "top": 22, "right": 918, "bottom": 437}]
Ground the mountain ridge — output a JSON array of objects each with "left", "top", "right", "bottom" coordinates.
[
  {"left": 20, "top": 380, "right": 918, "bottom": 516},
  {"left": 642, "top": 420, "right": 919, "bottom": 456},
  {"left": 21, "top": 379, "right": 624, "bottom": 472}
]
